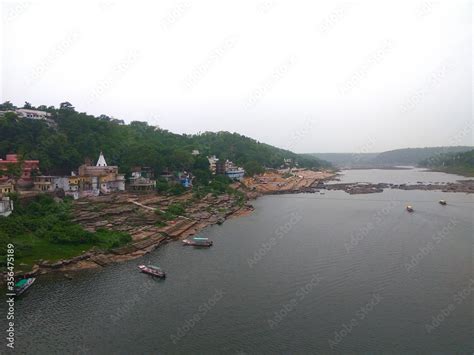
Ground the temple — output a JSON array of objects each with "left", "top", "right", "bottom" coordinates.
[{"left": 76, "top": 152, "right": 125, "bottom": 195}]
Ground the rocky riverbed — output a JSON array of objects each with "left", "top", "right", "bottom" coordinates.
[{"left": 322, "top": 180, "right": 474, "bottom": 194}]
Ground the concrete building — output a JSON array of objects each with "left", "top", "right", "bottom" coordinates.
[
  {"left": 77, "top": 152, "right": 125, "bottom": 194},
  {"left": 0, "top": 196, "right": 13, "bottom": 217},
  {"left": 0, "top": 181, "right": 14, "bottom": 194},
  {"left": 33, "top": 176, "right": 55, "bottom": 192},
  {"left": 128, "top": 167, "right": 156, "bottom": 192},
  {"left": 15, "top": 109, "right": 52, "bottom": 120},
  {"left": 225, "top": 167, "right": 245, "bottom": 180},
  {"left": 215, "top": 160, "right": 226, "bottom": 175},
  {"left": 207, "top": 155, "right": 219, "bottom": 174},
  {"left": 0, "top": 154, "right": 40, "bottom": 187}
]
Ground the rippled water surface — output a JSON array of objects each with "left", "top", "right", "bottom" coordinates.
[{"left": 6, "top": 169, "right": 474, "bottom": 354}]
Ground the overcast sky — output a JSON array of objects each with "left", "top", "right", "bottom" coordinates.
[{"left": 1, "top": 0, "right": 472, "bottom": 153}]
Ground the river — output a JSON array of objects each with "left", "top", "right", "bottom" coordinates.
[{"left": 8, "top": 168, "right": 474, "bottom": 354}]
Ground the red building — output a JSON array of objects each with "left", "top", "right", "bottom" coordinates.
[{"left": 0, "top": 154, "right": 40, "bottom": 185}]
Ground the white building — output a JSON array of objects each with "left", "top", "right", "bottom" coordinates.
[
  {"left": 0, "top": 196, "right": 13, "bottom": 217},
  {"left": 15, "top": 109, "right": 52, "bottom": 120},
  {"left": 207, "top": 155, "right": 219, "bottom": 174}
]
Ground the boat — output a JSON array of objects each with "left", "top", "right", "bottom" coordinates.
[
  {"left": 138, "top": 265, "right": 166, "bottom": 278},
  {"left": 439, "top": 200, "right": 447, "bottom": 205},
  {"left": 14, "top": 278, "right": 36, "bottom": 296},
  {"left": 182, "top": 237, "right": 213, "bottom": 247},
  {"left": 406, "top": 205, "right": 414, "bottom": 212}
]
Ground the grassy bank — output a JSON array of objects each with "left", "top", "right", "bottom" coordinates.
[{"left": 0, "top": 194, "right": 131, "bottom": 269}]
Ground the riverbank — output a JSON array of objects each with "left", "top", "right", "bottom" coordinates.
[
  {"left": 323, "top": 179, "right": 474, "bottom": 194},
  {"left": 242, "top": 169, "right": 336, "bottom": 194},
  {"left": 14, "top": 190, "right": 253, "bottom": 278},
  {"left": 424, "top": 166, "right": 474, "bottom": 177},
  {"left": 11, "top": 169, "right": 336, "bottom": 278}
]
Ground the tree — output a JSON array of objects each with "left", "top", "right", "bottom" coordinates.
[
  {"left": 59, "top": 102, "right": 75, "bottom": 111},
  {"left": 23, "top": 101, "right": 33, "bottom": 109},
  {"left": 0, "top": 101, "right": 15, "bottom": 111}
]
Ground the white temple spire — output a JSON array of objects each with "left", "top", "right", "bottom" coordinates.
[{"left": 96, "top": 151, "right": 107, "bottom": 167}]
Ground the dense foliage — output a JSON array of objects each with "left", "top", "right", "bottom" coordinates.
[
  {"left": 0, "top": 101, "right": 328, "bottom": 176},
  {"left": 0, "top": 194, "right": 131, "bottom": 266},
  {"left": 419, "top": 149, "right": 474, "bottom": 176}
]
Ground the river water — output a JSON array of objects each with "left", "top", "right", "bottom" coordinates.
[{"left": 8, "top": 169, "right": 474, "bottom": 354}]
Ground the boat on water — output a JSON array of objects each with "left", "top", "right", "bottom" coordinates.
[
  {"left": 138, "top": 265, "right": 166, "bottom": 278},
  {"left": 406, "top": 205, "right": 414, "bottom": 212},
  {"left": 182, "top": 237, "right": 213, "bottom": 247},
  {"left": 15, "top": 278, "right": 36, "bottom": 296},
  {"left": 439, "top": 200, "right": 447, "bottom": 205}
]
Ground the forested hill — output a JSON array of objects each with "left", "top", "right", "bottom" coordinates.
[
  {"left": 310, "top": 146, "right": 473, "bottom": 167},
  {"left": 0, "top": 102, "right": 329, "bottom": 176},
  {"left": 371, "top": 146, "right": 473, "bottom": 166},
  {"left": 419, "top": 149, "right": 474, "bottom": 176}
]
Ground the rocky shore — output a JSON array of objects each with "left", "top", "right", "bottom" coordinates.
[
  {"left": 17, "top": 169, "right": 472, "bottom": 278},
  {"left": 18, "top": 169, "right": 335, "bottom": 277},
  {"left": 19, "top": 190, "right": 254, "bottom": 278},
  {"left": 322, "top": 180, "right": 474, "bottom": 194}
]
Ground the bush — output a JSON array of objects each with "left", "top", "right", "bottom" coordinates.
[{"left": 167, "top": 203, "right": 185, "bottom": 216}]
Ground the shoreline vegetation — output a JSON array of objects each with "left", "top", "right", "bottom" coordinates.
[
  {"left": 418, "top": 150, "right": 474, "bottom": 177},
  {"left": 5, "top": 167, "right": 474, "bottom": 279},
  {"left": 2, "top": 169, "right": 336, "bottom": 278},
  {"left": 423, "top": 166, "right": 474, "bottom": 178}
]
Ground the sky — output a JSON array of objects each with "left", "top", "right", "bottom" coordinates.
[{"left": 1, "top": 0, "right": 472, "bottom": 153}]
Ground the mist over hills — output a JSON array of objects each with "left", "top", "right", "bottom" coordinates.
[{"left": 310, "top": 146, "right": 474, "bottom": 168}]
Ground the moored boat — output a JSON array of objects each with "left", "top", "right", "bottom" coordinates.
[
  {"left": 406, "top": 205, "right": 414, "bottom": 212},
  {"left": 182, "top": 237, "right": 213, "bottom": 247},
  {"left": 439, "top": 200, "right": 447, "bottom": 205},
  {"left": 15, "top": 278, "right": 36, "bottom": 296},
  {"left": 138, "top": 265, "right": 166, "bottom": 278}
]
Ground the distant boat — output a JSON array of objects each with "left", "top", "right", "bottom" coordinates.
[
  {"left": 439, "top": 200, "right": 447, "bottom": 205},
  {"left": 138, "top": 265, "right": 166, "bottom": 278},
  {"left": 406, "top": 205, "right": 414, "bottom": 212},
  {"left": 15, "top": 278, "right": 36, "bottom": 296},
  {"left": 182, "top": 237, "right": 213, "bottom": 247}
]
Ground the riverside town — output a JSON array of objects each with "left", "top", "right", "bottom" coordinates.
[{"left": 2, "top": 1, "right": 473, "bottom": 353}]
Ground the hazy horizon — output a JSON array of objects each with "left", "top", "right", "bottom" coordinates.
[{"left": 2, "top": 1, "right": 472, "bottom": 153}]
